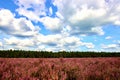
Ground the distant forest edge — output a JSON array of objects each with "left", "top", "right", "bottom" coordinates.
[{"left": 0, "top": 50, "right": 120, "bottom": 58}]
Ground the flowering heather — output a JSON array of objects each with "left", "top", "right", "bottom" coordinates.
[{"left": 0, "top": 58, "right": 120, "bottom": 80}]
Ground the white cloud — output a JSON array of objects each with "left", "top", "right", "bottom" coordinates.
[
  {"left": 0, "top": 9, "right": 14, "bottom": 26},
  {"left": 16, "top": 8, "right": 41, "bottom": 22},
  {"left": 0, "top": 9, "right": 40, "bottom": 37},
  {"left": 3, "top": 37, "right": 36, "bottom": 50},
  {"left": 118, "top": 40, "right": 120, "bottom": 43},
  {"left": 35, "top": 34, "right": 95, "bottom": 51},
  {"left": 69, "top": 8, "right": 106, "bottom": 23},
  {"left": 49, "top": 7, "right": 53, "bottom": 16},
  {"left": 114, "top": 20, "right": 120, "bottom": 25},
  {"left": 105, "top": 36, "right": 112, "bottom": 40},
  {"left": 61, "top": 25, "right": 72, "bottom": 36},
  {"left": 1, "top": 0, "right": 120, "bottom": 51},
  {"left": 15, "top": 0, "right": 46, "bottom": 22},
  {"left": 83, "top": 43, "right": 95, "bottom": 49},
  {"left": 91, "top": 27, "right": 104, "bottom": 35},
  {"left": 101, "top": 43, "right": 120, "bottom": 52},
  {"left": 36, "top": 34, "right": 61, "bottom": 45},
  {"left": 40, "top": 17, "right": 62, "bottom": 32},
  {"left": 3, "top": 33, "right": 95, "bottom": 51},
  {"left": 4, "top": 37, "right": 34, "bottom": 47},
  {"left": 0, "top": 42, "right": 2, "bottom": 46},
  {"left": 14, "top": 0, "right": 120, "bottom": 36},
  {"left": 101, "top": 44, "right": 118, "bottom": 49},
  {"left": 59, "top": 36, "right": 81, "bottom": 47},
  {"left": 56, "top": 12, "right": 64, "bottom": 19},
  {"left": 53, "top": 0, "right": 120, "bottom": 35}
]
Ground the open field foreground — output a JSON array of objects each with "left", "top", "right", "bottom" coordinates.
[{"left": 0, "top": 58, "right": 120, "bottom": 80}]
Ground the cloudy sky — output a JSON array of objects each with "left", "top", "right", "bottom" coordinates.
[{"left": 0, "top": 0, "right": 120, "bottom": 52}]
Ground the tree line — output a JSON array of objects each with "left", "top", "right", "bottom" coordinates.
[{"left": 0, "top": 50, "right": 120, "bottom": 58}]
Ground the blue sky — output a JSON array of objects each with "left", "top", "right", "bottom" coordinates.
[{"left": 0, "top": 0, "right": 120, "bottom": 52}]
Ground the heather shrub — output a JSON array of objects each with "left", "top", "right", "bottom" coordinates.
[
  {"left": 0, "top": 60, "right": 20, "bottom": 80},
  {"left": 0, "top": 58, "right": 120, "bottom": 80},
  {"left": 65, "top": 66, "right": 80, "bottom": 80}
]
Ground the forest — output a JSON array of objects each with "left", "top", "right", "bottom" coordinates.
[{"left": 0, "top": 50, "right": 120, "bottom": 58}]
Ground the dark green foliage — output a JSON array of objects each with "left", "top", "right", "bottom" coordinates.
[{"left": 0, "top": 50, "right": 120, "bottom": 58}]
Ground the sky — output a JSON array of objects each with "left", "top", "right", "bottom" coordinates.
[{"left": 0, "top": 0, "right": 120, "bottom": 52}]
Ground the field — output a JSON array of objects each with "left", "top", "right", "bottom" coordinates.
[{"left": 0, "top": 58, "right": 120, "bottom": 80}]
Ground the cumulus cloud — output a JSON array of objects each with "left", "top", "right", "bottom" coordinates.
[
  {"left": 0, "top": 9, "right": 40, "bottom": 37},
  {"left": 53, "top": 0, "right": 120, "bottom": 35},
  {"left": 3, "top": 33, "right": 95, "bottom": 51},
  {"left": 101, "top": 43, "right": 120, "bottom": 52},
  {"left": 35, "top": 34, "right": 95, "bottom": 51},
  {"left": 15, "top": 0, "right": 46, "bottom": 22},
  {"left": 14, "top": 0, "right": 120, "bottom": 36},
  {"left": 4, "top": 37, "right": 35, "bottom": 50},
  {"left": 4, "top": 37, "right": 35, "bottom": 47},
  {"left": 40, "top": 17, "right": 62, "bottom": 32},
  {"left": 102, "top": 44, "right": 118, "bottom": 49},
  {"left": 1, "top": 0, "right": 120, "bottom": 51},
  {"left": 13, "top": 0, "right": 120, "bottom": 36}
]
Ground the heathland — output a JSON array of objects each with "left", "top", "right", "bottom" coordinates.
[{"left": 0, "top": 58, "right": 120, "bottom": 80}]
